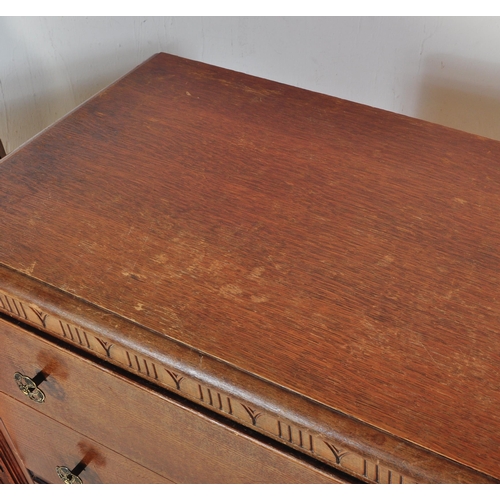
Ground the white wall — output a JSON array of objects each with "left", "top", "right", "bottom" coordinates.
[{"left": 1, "top": 16, "right": 500, "bottom": 153}]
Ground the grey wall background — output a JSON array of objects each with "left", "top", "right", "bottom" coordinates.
[{"left": 1, "top": 16, "right": 500, "bottom": 153}]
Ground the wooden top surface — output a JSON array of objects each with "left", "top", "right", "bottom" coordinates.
[{"left": 1, "top": 53, "right": 499, "bottom": 479}]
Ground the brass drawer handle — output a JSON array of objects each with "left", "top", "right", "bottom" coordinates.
[
  {"left": 14, "top": 371, "right": 46, "bottom": 404},
  {"left": 56, "top": 465, "right": 83, "bottom": 484},
  {"left": 56, "top": 446, "right": 99, "bottom": 484}
]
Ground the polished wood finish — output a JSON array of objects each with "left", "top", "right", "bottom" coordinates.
[{"left": 0, "top": 53, "right": 499, "bottom": 483}]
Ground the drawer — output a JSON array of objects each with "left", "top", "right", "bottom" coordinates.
[
  {"left": 0, "top": 317, "right": 350, "bottom": 483},
  {"left": 0, "top": 392, "right": 170, "bottom": 484}
]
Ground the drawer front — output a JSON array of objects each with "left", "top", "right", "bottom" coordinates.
[
  {"left": 0, "top": 392, "right": 170, "bottom": 484},
  {"left": 0, "top": 317, "right": 349, "bottom": 483}
]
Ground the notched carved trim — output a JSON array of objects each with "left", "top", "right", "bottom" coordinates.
[
  {"left": 1, "top": 294, "right": 28, "bottom": 321},
  {"left": 241, "top": 404, "right": 262, "bottom": 426},
  {"left": 0, "top": 288, "right": 441, "bottom": 484},
  {"left": 30, "top": 307, "right": 48, "bottom": 328},
  {"left": 59, "top": 320, "right": 91, "bottom": 348},
  {"left": 324, "top": 441, "right": 349, "bottom": 465},
  {"left": 165, "top": 370, "right": 184, "bottom": 390},
  {"left": 95, "top": 337, "right": 114, "bottom": 358}
]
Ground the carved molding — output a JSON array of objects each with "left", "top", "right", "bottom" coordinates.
[
  {"left": 0, "top": 289, "right": 419, "bottom": 483},
  {"left": 0, "top": 418, "right": 32, "bottom": 484}
]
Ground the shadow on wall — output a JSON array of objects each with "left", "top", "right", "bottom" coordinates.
[
  {"left": 1, "top": 52, "right": 143, "bottom": 155},
  {"left": 417, "top": 54, "right": 500, "bottom": 142},
  {"left": 0, "top": 18, "right": 165, "bottom": 154},
  {"left": 2, "top": 83, "right": 99, "bottom": 155}
]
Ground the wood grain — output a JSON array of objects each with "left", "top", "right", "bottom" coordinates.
[
  {"left": 0, "top": 418, "right": 32, "bottom": 483},
  {"left": 0, "top": 53, "right": 500, "bottom": 481},
  {"left": 0, "top": 316, "right": 350, "bottom": 484},
  {"left": 1, "top": 275, "right": 494, "bottom": 483},
  {"left": 0, "top": 392, "right": 171, "bottom": 484}
]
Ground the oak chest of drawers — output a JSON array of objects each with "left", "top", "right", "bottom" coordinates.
[{"left": 0, "top": 53, "right": 499, "bottom": 484}]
